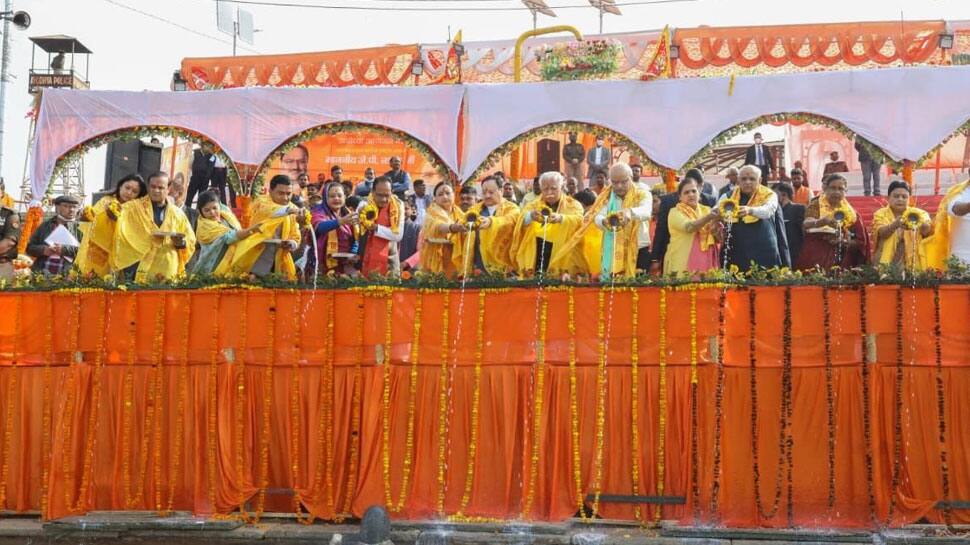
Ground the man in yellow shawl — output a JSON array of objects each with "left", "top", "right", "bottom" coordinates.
[
  {"left": 216, "top": 175, "right": 303, "bottom": 280},
  {"left": 111, "top": 172, "right": 196, "bottom": 282},
  {"left": 510, "top": 171, "right": 584, "bottom": 278},
  {"left": 924, "top": 178, "right": 970, "bottom": 269},
  {"left": 452, "top": 176, "right": 520, "bottom": 276},
  {"left": 551, "top": 163, "right": 651, "bottom": 279}
]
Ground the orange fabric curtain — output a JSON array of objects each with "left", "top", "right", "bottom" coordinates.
[{"left": 0, "top": 286, "right": 969, "bottom": 526}]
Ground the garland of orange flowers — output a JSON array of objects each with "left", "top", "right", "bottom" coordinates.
[
  {"left": 931, "top": 286, "right": 954, "bottom": 529},
  {"left": 858, "top": 285, "right": 877, "bottom": 525},
  {"left": 340, "top": 293, "right": 366, "bottom": 518},
  {"left": 821, "top": 288, "right": 837, "bottom": 512},
  {"left": 567, "top": 288, "right": 584, "bottom": 518},
  {"left": 589, "top": 290, "right": 608, "bottom": 519},
  {"left": 39, "top": 293, "right": 56, "bottom": 518},
  {"left": 312, "top": 292, "right": 337, "bottom": 519},
  {"left": 165, "top": 295, "right": 191, "bottom": 514},
  {"left": 655, "top": 288, "right": 668, "bottom": 523},
  {"left": 57, "top": 294, "right": 82, "bottom": 513},
  {"left": 522, "top": 293, "right": 548, "bottom": 519},
  {"left": 206, "top": 293, "right": 222, "bottom": 513},
  {"left": 453, "top": 290, "right": 486, "bottom": 518},
  {"left": 709, "top": 288, "right": 726, "bottom": 520},
  {"left": 688, "top": 289, "right": 700, "bottom": 523},
  {"left": 629, "top": 289, "right": 643, "bottom": 523},
  {"left": 123, "top": 295, "right": 161, "bottom": 509},
  {"left": 0, "top": 295, "right": 21, "bottom": 510},
  {"left": 885, "top": 286, "right": 905, "bottom": 525},
  {"left": 290, "top": 292, "right": 314, "bottom": 524},
  {"left": 151, "top": 295, "right": 169, "bottom": 513},
  {"left": 383, "top": 292, "right": 419, "bottom": 513},
  {"left": 435, "top": 291, "right": 452, "bottom": 515},
  {"left": 63, "top": 293, "right": 108, "bottom": 514},
  {"left": 250, "top": 291, "right": 277, "bottom": 523},
  {"left": 233, "top": 293, "right": 249, "bottom": 516}
]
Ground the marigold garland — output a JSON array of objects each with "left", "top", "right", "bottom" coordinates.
[
  {"left": 340, "top": 293, "right": 366, "bottom": 518},
  {"left": 0, "top": 295, "right": 21, "bottom": 509},
  {"left": 150, "top": 296, "right": 168, "bottom": 513},
  {"left": 522, "top": 293, "right": 548, "bottom": 519},
  {"left": 205, "top": 293, "right": 222, "bottom": 513},
  {"left": 858, "top": 285, "right": 877, "bottom": 525},
  {"left": 629, "top": 290, "right": 643, "bottom": 523},
  {"left": 688, "top": 289, "right": 700, "bottom": 523},
  {"left": 39, "top": 293, "right": 55, "bottom": 518},
  {"left": 654, "top": 288, "right": 668, "bottom": 524},
  {"left": 233, "top": 294, "right": 249, "bottom": 515},
  {"left": 455, "top": 290, "right": 486, "bottom": 517},
  {"left": 57, "top": 294, "right": 82, "bottom": 513},
  {"left": 165, "top": 296, "right": 191, "bottom": 514},
  {"left": 249, "top": 291, "right": 277, "bottom": 523},
  {"left": 709, "top": 288, "right": 727, "bottom": 519},
  {"left": 567, "top": 288, "right": 584, "bottom": 518},
  {"left": 931, "top": 286, "right": 954, "bottom": 529},
  {"left": 886, "top": 286, "right": 905, "bottom": 525},
  {"left": 821, "top": 288, "right": 837, "bottom": 511},
  {"left": 311, "top": 292, "right": 337, "bottom": 518},
  {"left": 290, "top": 292, "right": 314, "bottom": 524},
  {"left": 589, "top": 290, "right": 609, "bottom": 519},
  {"left": 435, "top": 291, "right": 451, "bottom": 515},
  {"left": 383, "top": 292, "right": 419, "bottom": 513}
]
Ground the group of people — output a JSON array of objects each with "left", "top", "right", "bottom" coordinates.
[{"left": 4, "top": 153, "right": 970, "bottom": 283}]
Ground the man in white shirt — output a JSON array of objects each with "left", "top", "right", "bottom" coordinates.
[
  {"left": 595, "top": 163, "right": 652, "bottom": 275},
  {"left": 947, "top": 183, "right": 970, "bottom": 264}
]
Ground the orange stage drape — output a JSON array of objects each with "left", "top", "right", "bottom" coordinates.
[{"left": 0, "top": 286, "right": 969, "bottom": 527}]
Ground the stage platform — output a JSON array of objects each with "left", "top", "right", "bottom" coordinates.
[{"left": 0, "top": 286, "right": 969, "bottom": 528}]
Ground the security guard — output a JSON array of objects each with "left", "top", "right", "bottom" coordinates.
[{"left": 0, "top": 203, "right": 20, "bottom": 281}]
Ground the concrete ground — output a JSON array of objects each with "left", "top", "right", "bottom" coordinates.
[{"left": 0, "top": 512, "right": 967, "bottom": 545}]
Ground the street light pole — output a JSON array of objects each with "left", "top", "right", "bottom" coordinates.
[{"left": 0, "top": 0, "right": 12, "bottom": 177}]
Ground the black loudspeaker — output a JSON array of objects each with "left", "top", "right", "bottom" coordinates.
[
  {"left": 103, "top": 140, "right": 141, "bottom": 190},
  {"left": 103, "top": 140, "right": 165, "bottom": 190}
]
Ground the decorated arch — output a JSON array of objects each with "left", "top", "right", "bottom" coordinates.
[
  {"left": 464, "top": 120, "right": 664, "bottom": 183},
  {"left": 252, "top": 121, "right": 455, "bottom": 195}
]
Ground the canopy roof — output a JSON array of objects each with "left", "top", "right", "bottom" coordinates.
[
  {"left": 29, "top": 35, "right": 92, "bottom": 54},
  {"left": 32, "top": 65, "right": 970, "bottom": 199}
]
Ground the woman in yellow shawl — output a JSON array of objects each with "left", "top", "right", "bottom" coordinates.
[
  {"left": 420, "top": 182, "right": 466, "bottom": 276},
  {"left": 796, "top": 173, "right": 870, "bottom": 270},
  {"left": 871, "top": 180, "right": 933, "bottom": 270},
  {"left": 76, "top": 174, "right": 147, "bottom": 277},
  {"left": 189, "top": 191, "right": 260, "bottom": 275},
  {"left": 664, "top": 178, "right": 721, "bottom": 275}
]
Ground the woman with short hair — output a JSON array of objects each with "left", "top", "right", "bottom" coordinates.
[
  {"left": 871, "top": 180, "right": 933, "bottom": 270},
  {"left": 796, "top": 173, "right": 870, "bottom": 270}
]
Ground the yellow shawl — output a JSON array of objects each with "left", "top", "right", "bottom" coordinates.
[
  {"left": 76, "top": 195, "right": 118, "bottom": 277},
  {"left": 196, "top": 206, "right": 242, "bottom": 244},
  {"left": 872, "top": 205, "right": 930, "bottom": 270},
  {"left": 675, "top": 202, "right": 717, "bottom": 251},
  {"left": 0, "top": 193, "right": 13, "bottom": 209},
  {"left": 420, "top": 202, "right": 462, "bottom": 276},
  {"left": 510, "top": 195, "right": 584, "bottom": 277},
  {"left": 924, "top": 179, "right": 970, "bottom": 270},
  {"left": 110, "top": 197, "right": 196, "bottom": 282},
  {"left": 817, "top": 195, "right": 858, "bottom": 228},
  {"left": 551, "top": 187, "right": 646, "bottom": 278},
  {"left": 730, "top": 185, "right": 775, "bottom": 224},
  {"left": 367, "top": 192, "right": 401, "bottom": 234},
  {"left": 452, "top": 199, "right": 520, "bottom": 276},
  {"left": 216, "top": 196, "right": 300, "bottom": 280}
]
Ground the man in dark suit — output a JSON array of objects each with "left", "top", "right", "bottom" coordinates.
[
  {"left": 744, "top": 132, "right": 773, "bottom": 182},
  {"left": 773, "top": 182, "right": 805, "bottom": 265},
  {"left": 650, "top": 169, "right": 716, "bottom": 271},
  {"left": 186, "top": 145, "right": 214, "bottom": 208}
]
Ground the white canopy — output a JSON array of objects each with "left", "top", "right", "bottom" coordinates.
[{"left": 31, "top": 65, "right": 970, "bottom": 198}]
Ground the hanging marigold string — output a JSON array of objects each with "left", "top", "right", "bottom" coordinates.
[
  {"left": 931, "top": 285, "right": 953, "bottom": 530},
  {"left": 57, "top": 294, "right": 82, "bottom": 513},
  {"left": 567, "top": 288, "right": 585, "bottom": 519},
  {"left": 165, "top": 295, "right": 192, "bottom": 514},
  {"left": 688, "top": 289, "right": 701, "bottom": 523},
  {"left": 205, "top": 293, "right": 222, "bottom": 513},
  {"left": 250, "top": 291, "right": 278, "bottom": 524},
  {"left": 39, "top": 293, "right": 56, "bottom": 518},
  {"left": 383, "top": 292, "right": 420, "bottom": 513},
  {"left": 0, "top": 295, "right": 22, "bottom": 510},
  {"left": 886, "top": 286, "right": 905, "bottom": 525},
  {"left": 290, "top": 292, "right": 314, "bottom": 524},
  {"left": 709, "top": 288, "right": 726, "bottom": 520},
  {"left": 64, "top": 293, "right": 108, "bottom": 514},
  {"left": 233, "top": 293, "right": 250, "bottom": 515},
  {"left": 522, "top": 292, "right": 549, "bottom": 519},
  {"left": 151, "top": 295, "right": 169, "bottom": 513},
  {"left": 821, "top": 288, "right": 837, "bottom": 511},
  {"left": 654, "top": 288, "right": 668, "bottom": 524},
  {"left": 858, "top": 285, "right": 877, "bottom": 525},
  {"left": 341, "top": 293, "right": 366, "bottom": 518},
  {"left": 435, "top": 291, "right": 452, "bottom": 515},
  {"left": 782, "top": 287, "right": 794, "bottom": 527},
  {"left": 589, "top": 290, "right": 609, "bottom": 519},
  {"left": 312, "top": 292, "right": 337, "bottom": 519},
  {"left": 629, "top": 289, "right": 643, "bottom": 523},
  {"left": 454, "top": 290, "right": 486, "bottom": 518}
]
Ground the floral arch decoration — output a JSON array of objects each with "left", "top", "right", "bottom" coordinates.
[
  {"left": 465, "top": 120, "right": 665, "bottom": 184},
  {"left": 252, "top": 121, "right": 455, "bottom": 196},
  {"left": 683, "top": 112, "right": 893, "bottom": 172},
  {"left": 50, "top": 125, "right": 242, "bottom": 199}
]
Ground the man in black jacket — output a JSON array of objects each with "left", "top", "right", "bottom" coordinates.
[
  {"left": 650, "top": 169, "right": 716, "bottom": 271},
  {"left": 773, "top": 182, "right": 805, "bottom": 265},
  {"left": 27, "top": 195, "right": 81, "bottom": 275},
  {"left": 186, "top": 145, "right": 214, "bottom": 207},
  {"left": 744, "top": 132, "right": 773, "bottom": 182}
]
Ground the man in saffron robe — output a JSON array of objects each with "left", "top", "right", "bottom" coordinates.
[
  {"left": 510, "top": 171, "right": 584, "bottom": 278},
  {"left": 216, "top": 175, "right": 303, "bottom": 280},
  {"left": 716, "top": 165, "right": 790, "bottom": 272},
  {"left": 452, "top": 176, "right": 520, "bottom": 276},
  {"left": 552, "top": 163, "right": 651, "bottom": 279},
  {"left": 357, "top": 176, "right": 405, "bottom": 277},
  {"left": 111, "top": 171, "right": 196, "bottom": 282}
]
